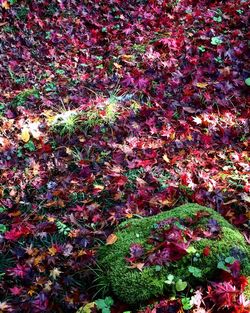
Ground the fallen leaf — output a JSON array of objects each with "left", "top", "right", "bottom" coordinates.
[
  {"left": 2, "top": 1, "right": 10, "bottom": 9},
  {"left": 192, "top": 116, "right": 202, "bottom": 125},
  {"left": 106, "top": 233, "right": 118, "bottom": 245},
  {"left": 129, "top": 262, "right": 145, "bottom": 271},
  {"left": 196, "top": 82, "right": 208, "bottom": 88},
  {"left": 183, "top": 106, "right": 197, "bottom": 113},
  {"left": 163, "top": 154, "right": 170, "bottom": 163},
  {"left": 76, "top": 302, "right": 95, "bottom": 313},
  {"left": 21, "top": 127, "right": 30, "bottom": 143}
]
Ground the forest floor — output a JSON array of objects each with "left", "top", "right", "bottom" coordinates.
[{"left": 0, "top": 0, "right": 249, "bottom": 312}]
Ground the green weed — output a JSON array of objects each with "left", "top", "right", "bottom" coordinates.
[{"left": 10, "top": 88, "right": 39, "bottom": 107}]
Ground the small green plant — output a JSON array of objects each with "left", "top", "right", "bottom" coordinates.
[
  {"left": 10, "top": 88, "right": 39, "bottom": 107},
  {"left": 125, "top": 168, "right": 145, "bottom": 189},
  {"left": 16, "top": 6, "right": 29, "bottom": 20},
  {"left": 0, "top": 224, "right": 7, "bottom": 233},
  {"left": 132, "top": 44, "right": 147, "bottom": 53},
  {"left": 181, "top": 297, "right": 193, "bottom": 310},
  {"left": 188, "top": 266, "right": 202, "bottom": 278},
  {"left": 8, "top": 68, "right": 27, "bottom": 85},
  {"left": 214, "top": 56, "right": 223, "bottom": 63},
  {"left": 50, "top": 110, "right": 82, "bottom": 135},
  {"left": 217, "top": 256, "right": 235, "bottom": 271},
  {"left": 0, "top": 103, "right": 5, "bottom": 116},
  {"left": 95, "top": 297, "right": 114, "bottom": 313},
  {"left": 0, "top": 253, "right": 14, "bottom": 281},
  {"left": 0, "top": 207, "right": 6, "bottom": 213},
  {"left": 84, "top": 109, "right": 103, "bottom": 128},
  {"left": 89, "top": 263, "right": 111, "bottom": 299},
  {"left": 198, "top": 45, "right": 206, "bottom": 53},
  {"left": 211, "top": 36, "right": 223, "bottom": 45},
  {"left": 213, "top": 8, "right": 223, "bottom": 23},
  {"left": 44, "top": 82, "right": 57, "bottom": 92},
  {"left": 245, "top": 77, "right": 250, "bottom": 86},
  {"left": 23, "top": 140, "right": 36, "bottom": 152},
  {"left": 236, "top": 9, "right": 244, "bottom": 15},
  {"left": 165, "top": 274, "right": 188, "bottom": 294},
  {"left": 56, "top": 221, "right": 71, "bottom": 235},
  {"left": 213, "top": 16, "right": 222, "bottom": 22},
  {"left": 153, "top": 169, "right": 171, "bottom": 190}
]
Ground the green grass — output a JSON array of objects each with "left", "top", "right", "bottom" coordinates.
[{"left": 10, "top": 88, "right": 39, "bottom": 107}]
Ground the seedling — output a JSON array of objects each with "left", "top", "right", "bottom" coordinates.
[
  {"left": 164, "top": 275, "right": 188, "bottom": 293},
  {"left": 214, "top": 56, "right": 223, "bottom": 63},
  {"left": 95, "top": 297, "right": 114, "bottom": 313},
  {"left": 236, "top": 9, "right": 244, "bottom": 15},
  {"left": 0, "top": 224, "right": 7, "bottom": 233},
  {"left": 217, "top": 256, "right": 235, "bottom": 271},
  {"left": 188, "top": 266, "right": 202, "bottom": 278},
  {"left": 198, "top": 45, "right": 206, "bottom": 53},
  {"left": 56, "top": 221, "right": 71, "bottom": 236},
  {"left": 50, "top": 110, "right": 82, "bottom": 136},
  {"left": 181, "top": 297, "right": 193, "bottom": 310},
  {"left": 211, "top": 36, "right": 223, "bottom": 45},
  {"left": 245, "top": 77, "right": 250, "bottom": 86}
]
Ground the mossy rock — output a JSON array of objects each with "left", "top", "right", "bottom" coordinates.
[{"left": 98, "top": 204, "right": 250, "bottom": 305}]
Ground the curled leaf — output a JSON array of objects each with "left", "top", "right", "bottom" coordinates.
[{"left": 106, "top": 234, "right": 118, "bottom": 245}]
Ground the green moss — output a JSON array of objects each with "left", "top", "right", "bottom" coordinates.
[
  {"left": 244, "top": 277, "right": 250, "bottom": 300},
  {"left": 98, "top": 204, "right": 250, "bottom": 305}
]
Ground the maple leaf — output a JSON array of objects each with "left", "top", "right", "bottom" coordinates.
[
  {"left": 50, "top": 268, "right": 62, "bottom": 280},
  {"left": 190, "top": 289, "right": 204, "bottom": 308},
  {"left": 9, "top": 264, "right": 29, "bottom": 278},
  {"left": 196, "top": 82, "right": 208, "bottom": 88},
  {"left": 193, "top": 116, "right": 202, "bottom": 125},
  {"left": 9, "top": 286, "right": 23, "bottom": 296},
  {"left": 207, "top": 282, "right": 238, "bottom": 308}
]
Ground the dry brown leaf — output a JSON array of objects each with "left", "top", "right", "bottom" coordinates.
[{"left": 129, "top": 262, "right": 145, "bottom": 271}]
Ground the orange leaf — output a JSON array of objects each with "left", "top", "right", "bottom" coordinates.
[
  {"left": 2, "top": 1, "right": 10, "bottom": 9},
  {"left": 106, "top": 234, "right": 118, "bottom": 245}
]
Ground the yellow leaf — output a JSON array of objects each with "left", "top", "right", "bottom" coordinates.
[
  {"left": 106, "top": 233, "right": 118, "bottom": 245},
  {"left": 170, "top": 132, "right": 175, "bottom": 140},
  {"left": 163, "top": 154, "right": 170, "bottom": 163},
  {"left": 76, "top": 302, "right": 95, "bottom": 313},
  {"left": 48, "top": 246, "right": 58, "bottom": 256},
  {"left": 196, "top": 82, "right": 208, "bottom": 88},
  {"left": 125, "top": 213, "right": 133, "bottom": 219},
  {"left": 21, "top": 127, "right": 30, "bottom": 143},
  {"left": 28, "top": 288, "right": 36, "bottom": 296},
  {"left": 121, "top": 54, "right": 133, "bottom": 60},
  {"left": 114, "top": 62, "right": 122, "bottom": 69}
]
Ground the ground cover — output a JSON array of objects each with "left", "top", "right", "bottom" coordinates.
[{"left": 0, "top": 0, "right": 249, "bottom": 312}]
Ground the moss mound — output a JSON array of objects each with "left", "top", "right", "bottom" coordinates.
[{"left": 98, "top": 204, "right": 250, "bottom": 305}]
